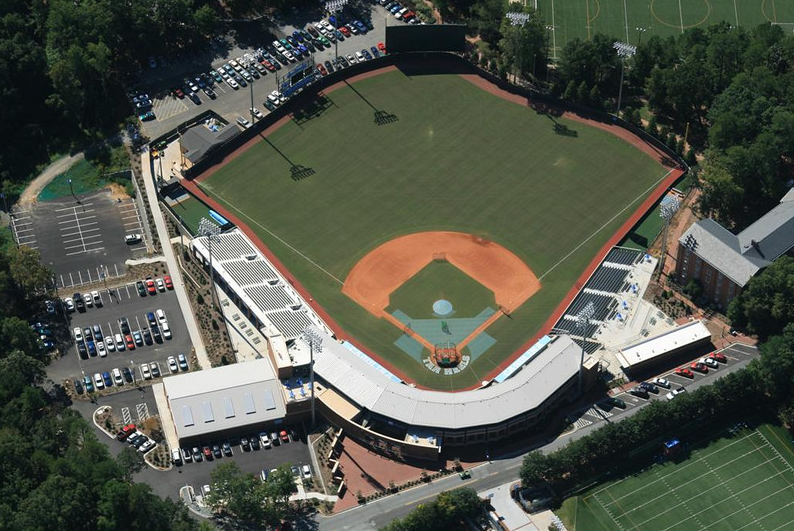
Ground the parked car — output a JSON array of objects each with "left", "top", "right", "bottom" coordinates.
[
  {"left": 241, "top": 437, "right": 251, "bottom": 451},
  {"left": 141, "top": 363, "right": 151, "bottom": 380},
  {"left": 74, "top": 379, "right": 84, "bottom": 394},
  {"left": 182, "top": 448, "right": 193, "bottom": 463},
  {"left": 690, "top": 362, "right": 708, "bottom": 374},
  {"left": 83, "top": 375, "right": 94, "bottom": 393},
  {"left": 701, "top": 356, "right": 718, "bottom": 369},
  {"left": 168, "top": 356, "right": 178, "bottom": 373},
  {"left": 139, "top": 439, "right": 156, "bottom": 454},
  {"left": 675, "top": 367, "right": 694, "bottom": 378},
  {"left": 97, "top": 341, "right": 106, "bottom": 357},
  {"left": 223, "top": 442, "right": 233, "bottom": 457},
  {"left": 259, "top": 432, "right": 271, "bottom": 449},
  {"left": 709, "top": 351, "right": 727, "bottom": 363},
  {"left": 270, "top": 431, "right": 280, "bottom": 446},
  {"left": 236, "top": 116, "right": 252, "bottom": 129},
  {"left": 142, "top": 329, "right": 153, "bottom": 345},
  {"left": 172, "top": 448, "right": 183, "bottom": 465},
  {"left": 132, "top": 330, "right": 143, "bottom": 347},
  {"left": 65, "top": 297, "right": 75, "bottom": 312},
  {"left": 666, "top": 387, "right": 686, "bottom": 400},
  {"left": 145, "top": 277, "right": 156, "bottom": 295},
  {"left": 125, "top": 334, "right": 135, "bottom": 350},
  {"left": 105, "top": 336, "right": 115, "bottom": 352},
  {"left": 156, "top": 278, "right": 166, "bottom": 292},
  {"left": 112, "top": 368, "right": 123, "bottom": 386},
  {"left": 639, "top": 381, "right": 658, "bottom": 393},
  {"left": 119, "top": 317, "right": 131, "bottom": 334},
  {"left": 212, "top": 445, "right": 222, "bottom": 459},
  {"left": 136, "top": 281, "right": 146, "bottom": 296},
  {"left": 150, "top": 362, "right": 160, "bottom": 378},
  {"left": 629, "top": 386, "right": 649, "bottom": 399},
  {"left": 177, "top": 353, "right": 188, "bottom": 371},
  {"left": 164, "top": 275, "right": 174, "bottom": 289},
  {"left": 94, "top": 372, "right": 104, "bottom": 390},
  {"left": 192, "top": 447, "right": 203, "bottom": 462},
  {"left": 279, "top": 430, "right": 290, "bottom": 443},
  {"left": 301, "top": 464, "right": 312, "bottom": 480},
  {"left": 116, "top": 423, "right": 136, "bottom": 441},
  {"left": 122, "top": 366, "right": 134, "bottom": 383}
]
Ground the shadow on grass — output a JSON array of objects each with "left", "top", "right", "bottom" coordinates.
[{"left": 343, "top": 80, "right": 398, "bottom": 126}]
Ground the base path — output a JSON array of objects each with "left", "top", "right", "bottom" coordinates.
[{"left": 343, "top": 231, "right": 540, "bottom": 316}]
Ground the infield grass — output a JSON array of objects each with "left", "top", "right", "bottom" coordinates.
[
  {"left": 201, "top": 69, "right": 666, "bottom": 389},
  {"left": 386, "top": 261, "right": 496, "bottom": 319},
  {"left": 538, "top": 0, "right": 793, "bottom": 59},
  {"left": 559, "top": 423, "right": 794, "bottom": 531}
]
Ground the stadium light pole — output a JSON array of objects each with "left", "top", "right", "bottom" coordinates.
[
  {"left": 658, "top": 197, "right": 681, "bottom": 279},
  {"left": 635, "top": 27, "right": 647, "bottom": 47},
  {"left": 198, "top": 217, "right": 222, "bottom": 311},
  {"left": 506, "top": 12, "right": 532, "bottom": 83},
  {"left": 575, "top": 301, "right": 596, "bottom": 395},
  {"left": 613, "top": 41, "right": 636, "bottom": 118},
  {"left": 302, "top": 327, "right": 323, "bottom": 427},
  {"left": 249, "top": 77, "right": 255, "bottom": 125},
  {"left": 325, "top": 0, "right": 348, "bottom": 64}
]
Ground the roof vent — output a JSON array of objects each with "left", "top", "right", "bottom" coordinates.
[{"left": 245, "top": 253, "right": 257, "bottom": 261}]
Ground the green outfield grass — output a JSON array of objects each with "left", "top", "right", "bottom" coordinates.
[
  {"left": 558, "top": 423, "right": 794, "bottom": 531},
  {"left": 386, "top": 261, "right": 496, "bottom": 319},
  {"left": 201, "top": 69, "right": 666, "bottom": 389},
  {"left": 538, "top": 0, "right": 794, "bottom": 59}
]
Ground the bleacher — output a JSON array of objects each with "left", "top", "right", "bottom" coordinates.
[
  {"left": 551, "top": 246, "right": 643, "bottom": 342},
  {"left": 267, "top": 309, "right": 314, "bottom": 340},
  {"left": 244, "top": 284, "right": 297, "bottom": 312}
]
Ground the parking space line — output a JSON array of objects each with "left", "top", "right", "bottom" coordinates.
[
  {"left": 54, "top": 203, "right": 93, "bottom": 212},
  {"left": 66, "top": 247, "right": 104, "bottom": 257}
]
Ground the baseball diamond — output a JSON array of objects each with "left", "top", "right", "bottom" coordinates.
[{"left": 190, "top": 57, "right": 681, "bottom": 390}]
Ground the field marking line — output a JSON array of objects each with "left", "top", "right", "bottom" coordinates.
[
  {"left": 592, "top": 493, "right": 627, "bottom": 531},
  {"left": 733, "top": 0, "right": 739, "bottom": 26},
  {"left": 772, "top": 0, "right": 778, "bottom": 23},
  {"left": 699, "top": 482, "right": 794, "bottom": 530},
  {"left": 677, "top": 0, "right": 684, "bottom": 33},
  {"left": 539, "top": 168, "right": 673, "bottom": 282},
  {"left": 596, "top": 429, "right": 757, "bottom": 500},
  {"left": 551, "top": 0, "right": 557, "bottom": 59},
  {"left": 206, "top": 191, "right": 344, "bottom": 285},
  {"left": 586, "top": 0, "right": 591, "bottom": 39},
  {"left": 701, "top": 454, "right": 766, "bottom": 531},
  {"left": 620, "top": 448, "right": 776, "bottom": 524},
  {"left": 764, "top": 501, "right": 794, "bottom": 531},
  {"left": 622, "top": 0, "right": 629, "bottom": 42},
  {"left": 654, "top": 468, "right": 705, "bottom": 530}
]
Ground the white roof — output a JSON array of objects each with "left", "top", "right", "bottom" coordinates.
[
  {"left": 163, "top": 359, "right": 286, "bottom": 440},
  {"left": 312, "top": 328, "right": 581, "bottom": 430},
  {"left": 191, "top": 229, "right": 331, "bottom": 342},
  {"left": 616, "top": 320, "right": 711, "bottom": 369}
]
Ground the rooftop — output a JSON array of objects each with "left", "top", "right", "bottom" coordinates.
[
  {"left": 180, "top": 123, "right": 239, "bottom": 164},
  {"left": 615, "top": 320, "right": 711, "bottom": 369}
]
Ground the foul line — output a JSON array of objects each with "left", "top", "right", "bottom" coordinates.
[
  {"left": 206, "top": 189, "right": 345, "bottom": 286},
  {"left": 678, "top": 0, "right": 685, "bottom": 33},
  {"left": 733, "top": 0, "right": 739, "bottom": 26},
  {"left": 538, "top": 168, "right": 674, "bottom": 281},
  {"left": 622, "top": 0, "right": 630, "bottom": 42},
  {"left": 551, "top": 0, "right": 558, "bottom": 59}
]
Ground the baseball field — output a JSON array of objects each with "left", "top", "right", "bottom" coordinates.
[
  {"left": 537, "top": 0, "right": 794, "bottom": 58},
  {"left": 198, "top": 66, "right": 671, "bottom": 390}
]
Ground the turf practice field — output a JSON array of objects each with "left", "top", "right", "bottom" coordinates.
[
  {"left": 538, "top": 0, "right": 794, "bottom": 58},
  {"left": 560, "top": 424, "right": 794, "bottom": 530},
  {"left": 200, "top": 68, "right": 667, "bottom": 389}
]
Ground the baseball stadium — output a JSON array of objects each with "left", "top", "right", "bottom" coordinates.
[{"left": 182, "top": 55, "right": 681, "bottom": 394}]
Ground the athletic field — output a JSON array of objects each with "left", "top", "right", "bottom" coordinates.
[
  {"left": 559, "top": 423, "right": 794, "bottom": 530},
  {"left": 538, "top": 0, "right": 794, "bottom": 58},
  {"left": 200, "top": 68, "right": 667, "bottom": 389}
]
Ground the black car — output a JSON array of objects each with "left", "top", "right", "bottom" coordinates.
[
  {"left": 151, "top": 325, "right": 162, "bottom": 343},
  {"left": 142, "top": 329, "right": 153, "bottom": 345},
  {"left": 629, "top": 386, "right": 649, "bottom": 399},
  {"left": 270, "top": 432, "right": 280, "bottom": 446},
  {"left": 324, "top": 60, "right": 335, "bottom": 73},
  {"left": 132, "top": 436, "right": 148, "bottom": 449},
  {"left": 247, "top": 66, "right": 260, "bottom": 79},
  {"left": 136, "top": 281, "right": 146, "bottom": 297},
  {"left": 639, "top": 381, "right": 659, "bottom": 394},
  {"left": 212, "top": 445, "right": 222, "bottom": 458},
  {"left": 289, "top": 428, "right": 299, "bottom": 442},
  {"left": 122, "top": 366, "right": 133, "bottom": 383},
  {"left": 119, "top": 317, "right": 131, "bottom": 334},
  {"left": 222, "top": 442, "right": 233, "bottom": 457},
  {"left": 337, "top": 56, "right": 349, "bottom": 68},
  {"left": 312, "top": 38, "right": 325, "bottom": 50},
  {"left": 249, "top": 436, "right": 260, "bottom": 451},
  {"left": 361, "top": 48, "right": 372, "bottom": 60},
  {"left": 235, "top": 74, "right": 247, "bottom": 87},
  {"left": 188, "top": 92, "right": 201, "bottom": 104},
  {"left": 240, "top": 437, "right": 251, "bottom": 451},
  {"left": 77, "top": 341, "right": 88, "bottom": 359},
  {"left": 263, "top": 100, "right": 277, "bottom": 112},
  {"left": 74, "top": 380, "right": 84, "bottom": 394},
  {"left": 203, "top": 87, "right": 216, "bottom": 99},
  {"left": 74, "top": 293, "right": 86, "bottom": 311}
]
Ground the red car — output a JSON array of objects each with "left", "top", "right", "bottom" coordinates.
[
  {"left": 163, "top": 275, "right": 173, "bottom": 290},
  {"left": 675, "top": 367, "right": 694, "bottom": 378},
  {"left": 339, "top": 26, "right": 351, "bottom": 37},
  {"left": 260, "top": 59, "right": 276, "bottom": 72},
  {"left": 691, "top": 362, "right": 708, "bottom": 374},
  {"left": 279, "top": 430, "right": 290, "bottom": 443},
  {"left": 116, "top": 423, "right": 136, "bottom": 441},
  {"left": 402, "top": 10, "right": 415, "bottom": 21},
  {"left": 377, "top": 42, "right": 386, "bottom": 54},
  {"left": 145, "top": 277, "right": 156, "bottom": 295},
  {"left": 125, "top": 334, "right": 136, "bottom": 350},
  {"left": 172, "top": 87, "right": 185, "bottom": 99},
  {"left": 708, "top": 351, "right": 727, "bottom": 363},
  {"left": 316, "top": 63, "right": 328, "bottom": 76},
  {"left": 203, "top": 446, "right": 213, "bottom": 460}
]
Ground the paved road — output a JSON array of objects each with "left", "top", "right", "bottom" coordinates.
[
  {"left": 140, "top": 4, "right": 400, "bottom": 139},
  {"left": 307, "top": 343, "right": 758, "bottom": 530}
]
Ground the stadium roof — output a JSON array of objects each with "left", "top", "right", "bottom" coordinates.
[
  {"left": 164, "top": 359, "right": 286, "bottom": 440},
  {"left": 679, "top": 188, "right": 794, "bottom": 287},
  {"left": 312, "top": 328, "right": 581, "bottom": 430},
  {"left": 191, "top": 229, "right": 331, "bottom": 342},
  {"left": 615, "top": 320, "right": 711, "bottom": 370}
]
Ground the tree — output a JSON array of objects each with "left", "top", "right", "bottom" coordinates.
[
  {"left": 0, "top": 317, "right": 44, "bottom": 360},
  {"left": 13, "top": 475, "right": 94, "bottom": 531},
  {"left": 728, "top": 256, "right": 794, "bottom": 339},
  {"left": 8, "top": 246, "right": 52, "bottom": 295},
  {"left": 557, "top": 35, "right": 620, "bottom": 96},
  {"left": 497, "top": 7, "right": 547, "bottom": 79},
  {"left": 116, "top": 446, "right": 145, "bottom": 481}
]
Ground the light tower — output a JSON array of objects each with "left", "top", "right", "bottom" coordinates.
[
  {"left": 613, "top": 41, "right": 636, "bottom": 118},
  {"left": 575, "top": 301, "right": 596, "bottom": 394},
  {"left": 301, "top": 327, "right": 324, "bottom": 427},
  {"left": 325, "top": 0, "right": 348, "bottom": 64},
  {"left": 506, "top": 12, "right": 532, "bottom": 82},
  {"left": 198, "top": 217, "right": 222, "bottom": 310}
]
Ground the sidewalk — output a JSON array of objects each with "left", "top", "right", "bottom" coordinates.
[
  {"left": 139, "top": 151, "right": 211, "bottom": 370},
  {"left": 478, "top": 481, "right": 537, "bottom": 531}
]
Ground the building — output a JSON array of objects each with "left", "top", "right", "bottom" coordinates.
[
  {"left": 162, "top": 359, "right": 287, "bottom": 446},
  {"left": 676, "top": 188, "right": 794, "bottom": 308},
  {"left": 615, "top": 320, "right": 712, "bottom": 375},
  {"left": 179, "top": 121, "right": 239, "bottom": 170}
]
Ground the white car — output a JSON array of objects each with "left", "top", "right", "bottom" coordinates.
[
  {"left": 112, "top": 368, "right": 123, "bottom": 386},
  {"left": 65, "top": 297, "right": 75, "bottom": 312},
  {"left": 156, "top": 309, "right": 167, "bottom": 324},
  {"left": 125, "top": 233, "right": 142, "bottom": 244},
  {"left": 227, "top": 77, "right": 239, "bottom": 89},
  {"left": 156, "top": 278, "right": 165, "bottom": 292},
  {"left": 91, "top": 290, "right": 102, "bottom": 307},
  {"left": 94, "top": 372, "right": 104, "bottom": 390},
  {"left": 283, "top": 50, "right": 296, "bottom": 62},
  {"left": 84, "top": 296, "right": 93, "bottom": 308},
  {"left": 105, "top": 336, "right": 115, "bottom": 352},
  {"left": 666, "top": 387, "right": 686, "bottom": 400},
  {"left": 141, "top": 364, "right": 152, "bottom": 380},
  {"left": 167, "top": 356, "right": 178, "bottom": 373},
  {"left": 347, "top": 54, "right": 357, "bottom": 64},
  {"left": 355, "top": 51, "right": 365, "bottom": 62},
  {"left": 259, "top": 432, "right": 271, "bottom": 449},
  {"left": 652, "top": 377, "right": 671, "bottom": 389},
  {"left": 700, "top": 357, "right": 718, "bottom": 369},
  {"left": 217, "top": 67, "right": 228, "bottom": 78},
  {"left": 162, "top": 322, "right": 172, "bottom": 339},
  {"left": 73, "top": 327, "right": 83, "bottom": 342},
  {"left": 115, "top": 333, "right": 125, "bottom": 351},
  {"left": 171, "top": 448, "right": 182, "bottom": 465},
  {"left": 268, "top": 90, "right": 284, "bottom": 105},
  {"left": 236, "top": 116, "right": 252, "bottom": 129},
  {"left": 251, "top": 107, "right": 264, "bottom": 120},
  {"left": 301, "top": 464, "right": 312, "bottom": 480},
  {"left": 395, "top": 8, "right": 407, "bottom": 18},
  {"left": 97, "top": 341, "right": 106, "bottom": 357},
  {"left": 139, "top": 439, "right": 156, "bottom": 454}
]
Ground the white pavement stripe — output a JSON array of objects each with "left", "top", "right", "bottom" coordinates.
[
  {"left": 54, "top": 203, "right": 93, "bottom": 212},
  {"left": 66, "top": 247, "right": 104, "bottom": 256}
]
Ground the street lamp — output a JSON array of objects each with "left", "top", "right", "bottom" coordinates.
[
  {"left": 658, "top": 196, "right": 681, "bottom": 278},
  {"left": 575, "top": 301, "right": 596, "bottom": 394},
  {"left": 325, "top": 0, "right": 348, "bottom": 64},
  {"left": 301, "top": 327, "right": 323, "bottom": 427},
  {"left": 506, "top": 12, "right": 532, "bottom": 82},
  {"left": 635, "top": 27, "right": 647, "bottom": 47},
  {"left": 198, "top": 217, "right": 222, "bottom": 310},
  {"left": 68, "top": 178, "right": 77, "bottom": 201},
  {"left": 613, "top": 41, "right": 637, "bottom": 118}
]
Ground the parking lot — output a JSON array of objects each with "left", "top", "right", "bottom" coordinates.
[
  {"left": 139, "top": 4, "right": 396, "bottom": 138},
  {"left": 46, "top": 281, "right": 194, "bottom": 390},
  {"left": 14, "top": 188, "right": 148, "bottom": 289}
]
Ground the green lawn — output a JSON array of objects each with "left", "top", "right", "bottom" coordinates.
[
  {"left": 386, "top": 261, "right": 496, "bottom": 319},
  {"left": 201, "top": 69, "right": 666, "bottom": 389},
  {"left": 39, "top": 145, "right": 132, "bottom": 201},
  {"left": 538, "top": 0, "right": 792, "bottom": 58},
  {"left": 166, "top": 190, "right": 215, "bottom": 236},
  {"left": 559, "top": 423, "right": 794, "bottom": 531}
]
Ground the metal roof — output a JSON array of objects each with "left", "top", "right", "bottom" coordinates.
[
  {"left": 163, "top": 359, "right": 286, "bottom": 440},
  {"left": 312, "top": 328, "right": 581, "bottom": 430},
  {"left": 191, "top": 229, "right": 331, "bottom": 342},
  {"left": 615, "top": 320, "right": 711, "bottom": 369},
  {"left": 736, "top": 193, "right": 794, "bottom": 261},
  {"left": 180, "top": 124, "right": 239, "bottom": 164}
]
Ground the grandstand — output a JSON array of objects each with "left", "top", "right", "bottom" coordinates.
[{"left": 551, "top": 246, "right": 646, "bottom": 348}]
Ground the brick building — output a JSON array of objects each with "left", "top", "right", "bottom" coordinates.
[{"left": 675, "top": 188, "right": 794, "bottom": 309}]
